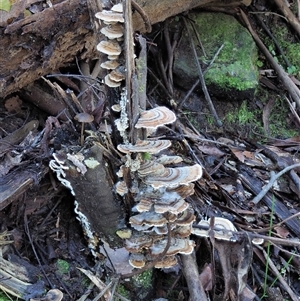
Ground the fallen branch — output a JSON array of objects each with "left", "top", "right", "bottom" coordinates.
[
  {"left": 273, "top": 0, "right": 300, "bottom": 38},
  {"left": 181, "top": 252, "right": 208, "bottom": 301},
  {"left": 251, "top": 163, "right": 300, "bottom": 205},
  {"left": 182, "top": 17, "right": 222, "bottom": 127},
  {"left": 239, "top": 9, "right": 300, "bottom": 108}
]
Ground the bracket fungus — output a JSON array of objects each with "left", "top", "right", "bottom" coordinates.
[
  {"left": 150, "top": 238, "right": 195, "bottom": 256},
  {"left": 104, "top": 74, "right": 121, "bottom": 88},
  {"left": 115, "top": 181, "right": 128, "bottom": 196},
  {"left": 108, "top": 69, "right": 125, "bottom": 82},
  {"left": 154, "top": 255, "right": 178, "bottom": 269},
  {"left": 138, "top": 161, "right": 165, "bottom": 177},
  {"left": 100, "top": 60, "right": 120, "bottom": 70},
  {"left": 97, "top": 41, "right": 122, "bottom": 56},
  {"left": 129, "top": 211, "right": 169, "bottom": 228},
  {"left": 156, "top": 155, "right": 183, "bottom": 165},
  {"left": 129, "top": 253, "right": 146, "bottom": 268},
  {"left": 117, "top": 140, "right": 172, "bottom": 154},
  {"left": 111, "top": 3, "right": 123, "bottom": 13},
  {"left": 145, "top": 164, "right": 203, "bottom": 189},
  {"left": 135, "top": 106, "right": 177, "bottom": 129},
  {"left": 192, "top": 217, "right": 237, "bottom": 241},
  {"left": 101, "top": 24, "right": 124, "bottom": 39},
  {"left": 95, "top": 10, "right": 124, "bottom": 23}
]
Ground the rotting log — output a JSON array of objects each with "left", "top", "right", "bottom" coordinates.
[{"left": 0, "top": 0, "right": 248, "bottom": 99}]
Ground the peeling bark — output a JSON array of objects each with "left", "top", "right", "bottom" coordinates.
[{"left": 0, "top": 0, "right": 246, "bottom": 98}]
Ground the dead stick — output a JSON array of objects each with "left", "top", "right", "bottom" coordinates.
[
  {"left": 182, "top": 17, "right": 222, "bottom": 127},
  {"left": 251, "top": 163, "right": 300, "bottom": 205},
  {"left": 181, "top": 252, "right": 208, "bottom": 301},
  {"left": 260, "top": 246, "right": 299, "bottom": 301},
  {"left": 239, "top": 9, "right": 300, "bottom": 108},
  {"left": 273, "top": 0, "right": 300, "bottom": 38}
]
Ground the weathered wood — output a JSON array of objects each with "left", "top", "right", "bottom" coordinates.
[
  {"left": 0, "top": 0, "right": 246, "bottom": 98},
  {"left": 0, "top": 0, "right": 96, "bottom": 98}
]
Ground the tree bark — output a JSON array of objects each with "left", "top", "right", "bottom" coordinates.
[{"left": 0, "top": 0, "right": 245, "bottom": 98}]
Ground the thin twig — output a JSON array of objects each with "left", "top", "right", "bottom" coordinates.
[
  {"left": 132, "top": 0, "right": 152, "bottom": 32},
  {"left": 251, "top": 163, "right": 300, "bottom": 205},
  {"left": 250, "top": 7, "right": 292, "bottom": 68},
  {"left": 239, "top": 8, "right": 300, "bottom": 107},
  {"left": 259, "top": 246, "right": 299, "bottom": 301},
  {"left": 182, "top": 17, "right": 222, "bottom": 127},
  {"left": 181, "top": 251, "right": 208, "bottom": 301},
  {"left": 24, "top": 215, "right": 54, "bottom": 288}
]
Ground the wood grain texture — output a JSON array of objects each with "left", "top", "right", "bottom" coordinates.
[{"left": 0, "top": 0, "right": 244, "bottom": 98}]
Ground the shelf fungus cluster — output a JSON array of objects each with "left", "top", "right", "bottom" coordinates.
[
  {"left": 115, "top": 106, "right": 203, "bottom": 269},
  {"left": 95, "top": 3, "right": 125, "bottom": 87}
]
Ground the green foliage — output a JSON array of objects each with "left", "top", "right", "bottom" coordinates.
[
  {"left": 0, "top": 0, "right": 11, "bottom": 12},
  {"left": 117, "top": 285, "right": 130, "bottom": 300},
  {"left": 142, "top": 152, "right": 151, "bottom": 161},
  {"left": 225, "top": 100, "right": 256, "bottom": 125},
  {"left": 0, "top": 291, "right": 15, "bottom": 301},
  {"left": 264, "top": 21, "right": 300, "bottom": 76},
  {"left": 133, "top": 269, "right": 152, "bottom": 289},
  {"left": 56, "top": 259, "right": 70, "bottom": 275}
]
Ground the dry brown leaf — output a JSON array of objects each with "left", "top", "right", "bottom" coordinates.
[
  {"left": 262, "top": 98, "right": 275, "bottom": 136},
  {"left": 198, "top": 145, "right": 226, "bottom": 158},
  {"left": 230, "top": 148, "right": 245, "bottom": 163},
  {"left": 243, "top": 151, "right": 255, "bottom": 160},
  {"left": 274, "top": 226, "right": 290, "bottom": 238}
]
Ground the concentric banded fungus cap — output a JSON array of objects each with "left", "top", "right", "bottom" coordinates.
[
  {"left": 129, "top": 211, "right": 168, "bottom": 227},
  {"left": 135, "top": 106, "right": 176, "bottom": 129},
  {"left": 138, "top": 161, "right": 165, "bottom": 177},
  {"left": 168, "top": 183, "right": 195, "bottom": 198},
  {"left": 156, "top": 155, "right": 183, "bottom": 165},
  {"left": 155, "top": 255, "right": 178, "bottom": 269},
  {"left": 100, "top": 60, "right": 120, "bottom": 70},
  {"left": 192, "top": 217, "right": 237, "bottom": 241},
  {"left": 115, "top": 181, "right": 128, "bottom": 196},
  {"left": 101, "top": 24, "right": 123, "bottom": 39},
  {"left": 129, "top": 253, "right": 146, "bottom": 268},
  {"left": 111, "top": 3, "right": 123, "bottom": 13},
  {"left": 125, "top": 234, "right": 153, "bottom": 253},
  {"left": 172, "top": 225, "right": 192, "bottom": 238},
  {"left": 117, "top": 140, "right": 171, "bottom": 154},
  {"left": 97, "top": 40, "right": 122, "bottom": 55},
  {"left": 150, "top": 238, "right": 195, "bottom": 256},
  {"left": 154, "top": 197, "right": 188, "bottom": 214},
  {"left": 145, "top": 164, "right": 203, "bottom": 189},
  {"left": 135, "top": 199, "right": 153, "bottom": 212},
  {"left": 104, "top": 74, "right": 121, "bottom": 87},
  {"left": 109, "top": 70, "right": 125, "bottom": 82},
  {"left": 176, "top": 207, "right": 196, "bottom": 225},
  {"left": 108, "top": 54, "right": 119, "bottom": 60},
  {"left": 95, "top": 10, "right": 124, "bottom": 23}
]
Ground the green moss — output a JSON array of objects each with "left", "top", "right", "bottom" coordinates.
[
  {"left": 0, "top": 291, "right": 15, "bottom": 301},
  {"left": 267, "top": 96, "right": 298, "bottom": 138},
  {"left": 225, "top": 101, "right": 256, "bottom": 124},
  {"left": 56, "top": 259, "right": 70, "bottom": 275},
  {"left": 175, "top": 13, "right": 259, "bottom": 92},
  {"left": 117, "top": 285, "right": 130, "bottom": 300},
  {"left": 132, "top": 269, "right": 152, "bottom": 289},
  {"left": 262, "top": 20, "right": 300, "bottom": 77},
  {"left": 224, "top": 94, "right": 298, "bottom": 139}
]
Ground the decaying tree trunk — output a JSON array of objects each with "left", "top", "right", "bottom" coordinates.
[{"left": 0, "top": 0, "right": 248, "bottom": 98}]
